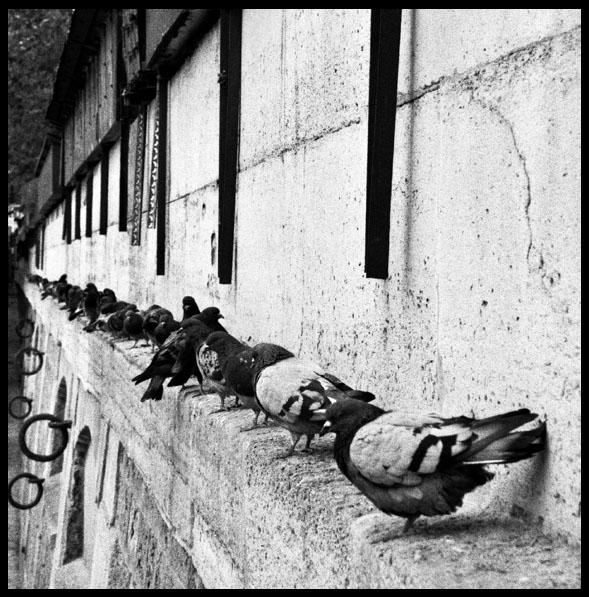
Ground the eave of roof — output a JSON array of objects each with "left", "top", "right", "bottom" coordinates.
[{"left": 45, "top": 9, "right": 106, "bottom": 126}]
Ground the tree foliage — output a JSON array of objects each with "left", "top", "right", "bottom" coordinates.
[{"left": 7, "top": 9, "right": 72, "bottom": 199}]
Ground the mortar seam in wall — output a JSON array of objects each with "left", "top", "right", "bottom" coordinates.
[
  {"left": 236, "top": 25, "right": 579, "bottom": 182},
  {"left": 238, "top": 116, "right": 363, "bottom": 175},
  {"left": 398, "top": 24, "right": 580, "bottom": 109}
]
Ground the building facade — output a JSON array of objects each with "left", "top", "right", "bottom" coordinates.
[{"left": 12, "top": 9, "right": 580, "bottom": 588}]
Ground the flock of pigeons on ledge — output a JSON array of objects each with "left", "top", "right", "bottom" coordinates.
[{"left": 29, "top": 273, "right": 547, "bottom": 533}]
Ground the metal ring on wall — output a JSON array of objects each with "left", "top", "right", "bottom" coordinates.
[
  {"left": 15, "top": 318, "right": 35, "bottom": 338},
  {"left": 18, "top": 414, "right": 72, "bottom": 462},
  {"left": 15, "top": 347, "right": 45, "bottom": 376},
  {"left": 8, "top": 473, "right": 45, "bottom": 510},
  {"left": 9, "top": 396, "right": 33, "bottom": 420}
]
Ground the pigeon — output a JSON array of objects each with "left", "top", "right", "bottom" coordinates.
[
  {"left": 100, "top": 299, "right": 133, "bottom": 315},
  {"left": 123, "top": 309, "right": 148, "bottom": 348},
  {"left": 104, "top": 304, "right": 138, "bottom": 339},
  {"left": 41, "top": 273, "right": 67, "bottom": 300},
  {"left": 180, "top": 295, "right": 200, "bottom": 323},
  {"left": 83, "top": 283, "right": 101, "bottom": 325},
  {"left": 132, "top": 327, "right": 194, "bottom": 401},
  {"left": 28, "top": 273, "right": 43, "bottom": 286},
  {"left": 98, "top": 289, "right": 118, "bottom": 314},
  {"left": 181, "top": 306, "right": 226, "bottom": 330},
  {"left": 201, "top": 331, "right": 276, "bottom": 424},
  {"left": 86, "top": 301, "right": 134, "bottom": 333},
  {"left": 37, "top": 277, "right": 49, "bottom": 293},
  {"left": 250, "top": 343, "right": 376, "bottom": 457},
  {"left": 153, "top": 312, "right": 181, "bottom": 347},
  {"left": 318, "top": 401, "right": 547, "bottom": 533},
  {"left": 200, "top": 331, "right": 257, "bottom": 415},
  {"left": 57, "top": 281, "right": 72, "bottom": 305},
  {"left": 142, "top": 305, "right": 173, "bottom": 351},
  {"left": 167, "top": 319, "right": 219, "bottom": 390},
  {"left": 41, "top": 274, "right": 67, "bottom": 301},
  {"left": 67, "top": 285, "right": 85, "bottom": 321}
]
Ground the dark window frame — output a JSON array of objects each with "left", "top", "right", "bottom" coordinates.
[
  {"left": 41, "top": 224, "right": 46, "bottom": 269},
  {"left": 119, "top": 119, "right": 130, "bottom": 232},
  {"left": 218, "top": 9, "right": 242, "bottom": 285},
  {"left": 74, "top": 181, "right": 82, "bottom": 240},
  {"left": 100, "top": 146, "right": 111, "bottom": 235},
  {"left": 156, "top": 75, "right": 169, "bottom": 276},
  {"left": 85, "top": 168, "right": 94, "bottom": 238},
  {"left": 35, "top": 230, "right": 41, "bottom": 269},
  {"left": 365, "top": 9, "right": 402, "bottom": 280},
  {"left": 63, "top": 186, "right": 73, "bottom": 244}
]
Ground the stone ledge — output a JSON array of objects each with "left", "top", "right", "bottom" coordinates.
[
  {"left": 350, "top": 513, "right": 580, "bottom": 589},
  {"left": 20, "top": 280, "right": 581, "bottom": 589}
]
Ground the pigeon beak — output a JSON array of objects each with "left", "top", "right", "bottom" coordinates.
[
  {"left": 318, "top": 420, "right": 332, "bottom": 437},
  {"left": 218, "top": 314, "right": 224, "bottom": 319}
]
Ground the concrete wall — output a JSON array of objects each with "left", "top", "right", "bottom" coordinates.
[{"left": 23, "top": 9, "right": 581, "bottom": 584}]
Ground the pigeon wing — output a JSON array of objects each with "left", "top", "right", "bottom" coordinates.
[{"left": 348, "top": 412, "right": 476, "bottom": 486}]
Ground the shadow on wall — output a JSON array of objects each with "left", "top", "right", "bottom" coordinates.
[{"left": 63, "top": 427, "right": 91, "bottom": 565}]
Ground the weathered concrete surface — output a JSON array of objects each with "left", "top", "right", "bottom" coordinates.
[
  {"left": 27, "top": 7, "right": 580, "bottom": 566},
  {"left": 350, "top": 512, "right": 579, "bottom": 589},
  {"left": 8, "top": 283, "right": 25, "bottom": 590},
  {"left": 17, "top": 282, "right": 581, "bottom": 588}
]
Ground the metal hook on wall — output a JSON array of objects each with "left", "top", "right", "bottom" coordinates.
[
  {"left": 15, "top": 347, "right": 45, "bottom": 376},
  {"left": 18, "top": 414, "right": 72, "bottom": 462},
  {"left": 9, "top": 396, "right": 34, "bottom": 420},
  {"left": 8, "top": 473, "right": 45, "bottom": 510},
  {"left": 15, "top": 318, "right": 35, "bottom": 339}
]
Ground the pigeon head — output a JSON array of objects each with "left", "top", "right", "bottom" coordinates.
[
  {"left": 250, "top": 343, "right": 295, "bottom": 378},
  {"left": 204, "top": 331, "right": 245, "bottom": 361},
  {"left": 158, "top": 312, "right": 174, "bottom": 326},
  {"left": 182, "top": 296, "right": 200, "bottom": 314},
  {"left": 198, "top": 306, "right": 224, "bottom": 326},
  {"left": 319, "top": 399, "right": 385, "bottom": 437}
]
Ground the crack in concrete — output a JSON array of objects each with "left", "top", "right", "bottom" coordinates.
[{"left": 470, "top": 97, "right": 547, "bottom": 282}]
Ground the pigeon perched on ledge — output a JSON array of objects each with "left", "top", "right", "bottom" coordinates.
[
  {"left": 98, "top": 289, "right": 117, "bottom": 314},
  {"left": 67, "top": 285, "right": 85, "bottom": 321},
  {"left": 132, "top": 328, "right": 185, "bottom": 401},
  {"left": 181, "top": 306, "right": 226, "bottom": 333},
  {"left": 168, "top": 319, "right": 221, "bottom": 391},
  {"left": 83, "top": 283, "right": 101, "bottom": 325},
  {"left": 134, "top": 318, "right": 212, "bottom": 401},
  {"left": 41, "top": 274, "right": 67, "bottom": 300},
  {"left": 153, "top": 312, "right": 181, "bottom": 348},
  {"left": 319, "top": 401, "right": 546, "bottom": 533},
  {"left": 201, "top": 331, "right": 258, "bottom": 416},
  {"left": 142, "top": 305, "right": 173, "bottom": 351},
  {"left": 251, "top": 343, "right": 376, "bottom": 457},
  {"left": 180, "top": 295, "right": 200, "bottom": 323},
  {"left": 124, "top": 309, "right": 149, "bottom": 348}
]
